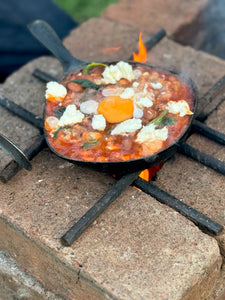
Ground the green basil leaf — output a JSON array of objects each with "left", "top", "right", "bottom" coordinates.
[
  {"left": 149, "top": 109, "right": 168, "bottom": 126},
  {"left": 82, "top": 140, "right": 99, "bottom": 148},
  {"left": 83, "top": 62, "right": 107, "bottom": 75},
  {"left": 68, "top": 78, "right": 105, "bottom": 90},
  {"left": 160, "top": 117, "right": 177, "bottom": 126},
  {"left": 53, "top": 126, "right": 70, "bottom": 139}
]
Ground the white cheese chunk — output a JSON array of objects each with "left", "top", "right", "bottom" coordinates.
[
  {"left": 58, "top": 104, "right": 84, "bottom": 126},
  {"left": 136, "top": 123, "right": 168, "bottom": 143},
  {"left": 151, "top": 82, "right": 163, "bottom": 89},
  {"left": 80, "top": 100, "right": 99, "bottom": 115},
  {"left": 132, "top": 81, "right": 139, "bottom": 88},
  {"left": 120, "top": 87, "right": 135, "bottom": 99},
  {"left": 45, "top": 81, "right": 67, "bottom": 99},
  {"left": 92, "top": 114, "right": 106, "bottom": 131},
  {"left": 166, "top": 100, "right": 193, "bottom": 117},
  {"left": 111, "top": 118, "right": 142, "bottom": 135},
  {"left": 102, "top": 61, "right": 135, "bottom": 84},
  {"left": 133, "top": 107, "right": 143, "bottom": 119},
  {"left": 136, "top": 96, "right": 153, "bottom": 108},
  {"left": 133, "top": 69, "right": 142, "bottom": 79}
]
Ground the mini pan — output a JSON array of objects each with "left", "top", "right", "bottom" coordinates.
[{"left": 28, "top": 20, "right": 198, "bottom": 176}]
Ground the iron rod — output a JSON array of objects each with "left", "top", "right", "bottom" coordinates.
[
  {"left": 61, "top": 171, "right": 140, "bottom": 246},
  {"left": 0, "top": 134, "right": 45, "bottom": 183},
  {"left": 32, "top": 69, "right": 58, "bottom": 83},
  {"left": 178, "top": 141, "right": 225, "bottom": 175},
  {"left": 145, "top": 29, "right": 166, "bottom": 50},
  {"left": 0, "top": 95, "right": 43, "bottom": 131},
  {"left": 133, "top": 178, "right": 223, "bottom": 235},
  {"left": 192, "top": 119, "right": 225, "bottom": 145},
  {"left": 197, "top": 74, "right": 225, "bottom": 121}
]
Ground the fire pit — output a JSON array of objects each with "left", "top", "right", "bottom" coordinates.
[{"left": 0, "top": 15, "right": 225, "bottom": 300}]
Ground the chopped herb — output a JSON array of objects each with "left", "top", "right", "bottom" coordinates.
[
  {"left": 83, "top": 62, "right": 107, "bottom": 75},
  {"left": 53, "top": 126, "right": 70, "bottom": 139},
  {"left": 68, "top": 78, "right": 105, "bottom": 90},
  {"left": 54, "top": 106, "right": 66, "bottom": 118},
  {"left": 161, "top": 117, "right": 176, "bottom": 126},
  {"left": 82, "top": 140, "right": 99, "bottom": 148},
  {"left": 149, "top": 109, "right": 168, "bottom": 126}
]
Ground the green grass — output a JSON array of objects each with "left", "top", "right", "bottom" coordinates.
[{"left": 53, "top": 0, "right": 118, "bottom": 23}]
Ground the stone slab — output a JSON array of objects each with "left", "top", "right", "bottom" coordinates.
[
  {"left": 101, "top": 0, "right": 209, "bottom": 36},
  {"left": 0, "top": 150, "right": 222, "bottom": 299},
  {"left": 63, "top": 18, "right": 143, "bottom": 62},
  {"left": 0, "top": 251, "right": 63, "bottom": 300}
]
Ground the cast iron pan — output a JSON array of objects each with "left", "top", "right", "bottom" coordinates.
[{"left": 28, "top": 20, "right": 198, "bottom": 176}]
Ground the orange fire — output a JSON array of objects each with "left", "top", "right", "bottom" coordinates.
[
  {"left": 139, "top": 163, "right": 164, "bottom": 181},
  {"left": 133, "top": 32, "right": 147, "bottom": 62}
]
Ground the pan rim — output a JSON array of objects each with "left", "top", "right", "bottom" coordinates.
[{"left": 43, "top": 61, "right": 198, "bottom": 167}]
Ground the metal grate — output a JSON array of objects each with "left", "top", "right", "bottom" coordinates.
[{"left": 0, "top": 29, "right": 225, "bottom": 246}]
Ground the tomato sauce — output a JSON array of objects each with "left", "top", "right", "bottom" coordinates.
[{"left": 44, "top": 62, "right": 195, "bottom": 162}]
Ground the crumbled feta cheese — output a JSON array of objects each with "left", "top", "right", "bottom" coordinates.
[
  {"left": 151, "top": 82, "right": 163, "bottom": 89},
  {"left": 58, "top": 104, "right": 84, "bottom": 126},
  {"left": 132, "top": 81, "right": 139, "bottom": 88},
  {"left": 166, "top": 100, "right": 193, "bottom": 117},
  {"left": 136, "top": 123, "right": 168, "bottom": 143},
  {"left": 102, "top": 61, "right": 135, "bottom": 84},
  {"left": 134, "top": 90, "right": 154, "bottom": 104},
  {"left": 120, "top": 87, "right": 135, "bottom": 99},
  {"left": 136, "top": 96, "right": 153, "bottom": 108},
  {"left": 80, "top": 100, "right": 99, "bottom": 114},
  {"left": 92, "top": 114, "right": 106, "bottom": 131},
  {"left": 111, "top": 118, "right": 142, "bottom": 135},
  {"left": 133, "top": 69, "right": 142, "bottom": 79},
  {"left": 133, "top": 107, "right": 143, "bottom": 119},
  {"left": 45, "top": 81, "right": 67, "bottom": 100}
]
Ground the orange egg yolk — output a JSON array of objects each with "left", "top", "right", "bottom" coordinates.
[{"left": 97, "top": 96, "right": 134, "bottom": 123}]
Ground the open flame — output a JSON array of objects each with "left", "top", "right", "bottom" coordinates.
[
  {"left": 139, "top": 163, "right": 164, "bottom": 181},
  {"left": 133, "top": 32, "right": 147, "bottom": 62}
]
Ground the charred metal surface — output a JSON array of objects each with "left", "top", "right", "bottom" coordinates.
[
  {"left": 192, "top": 119, "right": 225, "bottom": 145},
  {"left": 0, "top": 134, "right": 45, "bottom": 183},
  {"left": 178, "top": 141, "right": 225, "bottom": 175},
  {"left": 0, "top": 95, "right": 43, "bottom": 131},
  {"left": 61, "top": 171, "right": 140, "bottom": 246},
  {"left": 133, "top": 178, "right": 223, "bottom": 235},
  {"left": 32, "top": 69, "right": 58, "bottom": 83}
]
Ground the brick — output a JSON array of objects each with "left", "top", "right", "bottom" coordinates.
[
  {"left": 0, "top": 150, "right": 222, "bottom": 299},
  {"left": 101, "top": 0, "right": 209, "bottom": 35}
]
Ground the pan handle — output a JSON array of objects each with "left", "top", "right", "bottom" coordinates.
[{"left": 28, "top": 19, "right": 86, "bottom": 74}]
